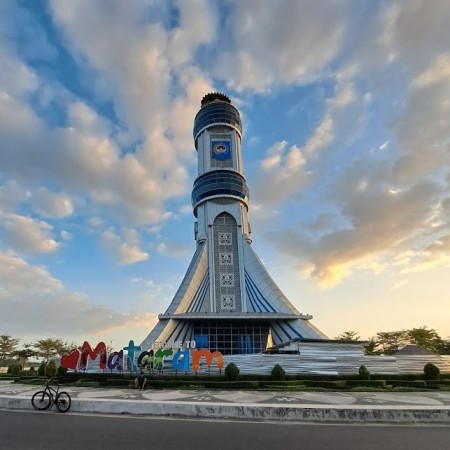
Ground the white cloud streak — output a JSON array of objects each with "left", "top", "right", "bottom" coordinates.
[
  {"left": 102, "top": 227, "right": 149, "bottom": 265},
  {"left": 0, "top": 213, "right": 58, "bottom": 253},
  {"left": 0, "top": 251, "right": 155, "bottom": 338}
]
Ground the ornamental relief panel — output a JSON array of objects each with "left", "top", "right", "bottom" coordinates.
[
  {"left": 219, "top": 253, "right": 233, "bottom": 265},
  {"left": 218, "top": 232, "right": 232, "bottom": 245},
  {"left": 220, "top": 295, "right": 235, "bottom": 310},
  {"left": 220, "top": 273, "right": 234, "bottom": 287}
]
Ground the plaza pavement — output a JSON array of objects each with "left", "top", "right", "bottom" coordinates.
[{"left": 0, "top": 380, "right": 449, "bottom": 423}]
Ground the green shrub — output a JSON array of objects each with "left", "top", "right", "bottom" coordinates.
[
  {"left": 346, "top": 380, "right": 386, "bottom": 388},
  {"left": 57, "top": 366, "right": 68, "bottom": 377},
  {"left": 358, "top": 365, "right": 371, "bottom": 380},
  {"left": 423, "top": 363, "right": 440, "bottom": 381},
  {"left": 37, "top": 362, "right": 47, "bottom": 377},
  {"left": 224, "top": 363, "right": 240, "bottom": 381},
  {"left": 45, "top": 360, "right": 57, "bottom": 379},
  {"left": 271, "top": 364, "right": 286, "bottom": 381},
  {"left": 7, "top": 364, "right": 21, "bottom": 376}
]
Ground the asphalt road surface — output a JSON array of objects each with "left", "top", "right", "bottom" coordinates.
[{"left": 1, "top": 410, "right": 449, "bottom": 450}]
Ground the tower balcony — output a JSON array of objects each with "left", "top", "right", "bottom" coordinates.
[
  {"left": 193, "top": 100, "right": 242, "bottom": 142},
  {"left": 191, "top": 169, "right": 249, "bottom": 216}
]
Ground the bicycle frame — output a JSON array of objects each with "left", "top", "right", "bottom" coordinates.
[
  {"left": 32, "top": 379, "right": 72, "bottom": 413},
  {"left": 44, "top": 382, "right": 60, "bottom": 404}
]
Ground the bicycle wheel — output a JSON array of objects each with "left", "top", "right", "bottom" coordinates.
[
  {"left": 55, "top": 391, "right": 71, "bottom": 413},
  {"left": 31, "top": 391, "right": 52, "bottom": 410}
]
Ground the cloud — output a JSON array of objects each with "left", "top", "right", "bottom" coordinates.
[
  {"left": 67, "top": 100, "right": 110, "bottom": 135},
  {"left": 0, "top": 43, "right": 38, "bottom": 97},
  {"left": 102, "top": 227, "right": 149, "bottom": 265},
  {"left": 252, "top": 80, "right": 361, "bottom": 209},
  {"left": 0, "top": 180, "right": 29, "bottom": 212},
  {"left": 167, "top": 0, "right": 217, "bottom": 68},
  {"left": 412, "top": 233, "right": 450, "bottom": 270},
  {"left": 425, "top": 234, "right": 450, "bottom": 253},
  {"left": 272, "top": 165, "right": 447, "bottom": 286},
  {"left": 390, "top": 53, "right": 450, "bottom": 185},
  {"left": 60, "top": 230, "right": 71, "bottom": 241},
  {"left": 0, "top": 213, "right": 58, "bottom": 253},
  {"left": 380, "top": 1, "right": 450, "bottom": 76},
  {"left": 1, "top": 2, "right": 217, "bottom": 229},
  {"left": 0, "top": 251, "right": 154, "bottom": 337},
  {"left": 0, "top": 1, "right": 57, "bottom": 63},
  {"left": 49, "top": 0, "right": 214, "bottom": 136},
  {"left": 212, "top": 0, "right": 346, "bottom": 92},
  {"left": 0, "top": 83, "right": 188, "bottom": 225},
  {"left": 253, "top": 141, "right": 309, "bottom": 207},
  {"left": 33, "top": 188, "right": 74, "bottom": 218},
  {"left": 155, "top": 239, "right": 192, "bottom": 258},
  {"left": 248, "top": 1, "right": 450, "bottom": 287}
]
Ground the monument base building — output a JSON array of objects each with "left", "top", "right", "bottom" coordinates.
[{"left": 141, "top": 93, "right": 327, "bottom": 355}]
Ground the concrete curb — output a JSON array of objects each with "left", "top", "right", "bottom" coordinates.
[{"left": 2, "top": 395, "right": 450, "bottom": 423}]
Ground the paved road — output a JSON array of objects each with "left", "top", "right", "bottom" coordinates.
[{"left": 1, "top": 410, "right": 450, "bottom": 450}]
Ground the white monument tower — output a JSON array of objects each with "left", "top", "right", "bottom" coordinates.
[{"left": 141, "top": 93, "right": 327, "bottom": 354}]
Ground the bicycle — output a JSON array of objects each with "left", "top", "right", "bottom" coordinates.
[{"left": 31, "top": 379, "right": 72, "bottom": 413}]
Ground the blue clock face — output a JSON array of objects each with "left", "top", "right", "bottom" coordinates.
[{"left": 211, "top": 140, "right": 231, "bottom": 160}]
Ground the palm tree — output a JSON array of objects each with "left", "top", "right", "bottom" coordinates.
[
  {"left": 11, "top": 346, "right": 37, "bottom": 370},
  {"left": 33, "top": 338, "right": 68, "bottom": 362}
]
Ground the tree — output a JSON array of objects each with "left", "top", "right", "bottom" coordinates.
[
  {"left": 33, "top": 338, "right": 68, "bottom": 362},
  {"left": 375, "top": 330, "right": 408, "bottom": 355},
  {"left": 437, "top": 337, "right": 450, "bottom": 355},
  {"left": 0, "top": 335, "right": 20, "bottom": 365},
  {"left": 363, "top": 338, "right": 380, "bottom": 355},
  {"left": 7, "top": 363, "right": 21, "bottom": 376},
  {"left": 11, "top": 346, "right": 37, "bottom": 370},
  {"left": 45, "top": 360, "right": 58, "bottom": 379},
  {"left": 38, "top": 362, "right": 47, "bottom": 376},
  {"left": 406, "top": 326, "right": 442, "bottom": 353},
  {"left": 334, "top": 331, "right": 361, "bottom": 341}
]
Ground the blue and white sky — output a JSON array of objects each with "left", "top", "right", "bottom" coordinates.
[{"left": 1, "top": 0, "right": 449, "bottom": 348}]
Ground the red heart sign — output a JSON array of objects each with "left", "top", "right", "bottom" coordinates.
[{"left": 61, "top": 349, "right": 81, "bottom": 370}]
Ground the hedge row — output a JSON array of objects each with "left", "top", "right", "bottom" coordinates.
[
  {"left": 81, "top": 379, "right": 440, "bottom": 390},
  {"left": 385, "top": 380, "right": 427, "bottom": 388},
  {"left": 6, "top": 371, "right": 450, "bottom": 382},
  {"left": 10, "top": 374, "right": 450, "bottom": 390},
  {"left": 345, "top": 380, "right": 386, "bottom": 388}
]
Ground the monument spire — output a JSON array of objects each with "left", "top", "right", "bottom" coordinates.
[{"left": 141, "top": 93, "right": 327, "bottom": 354}]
